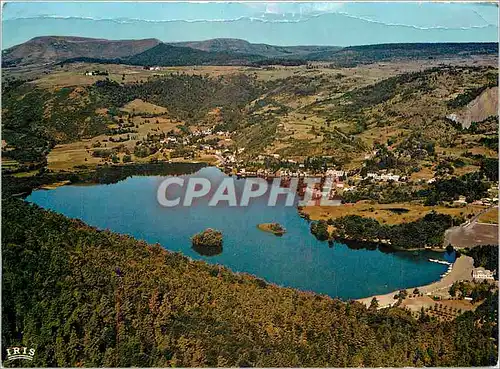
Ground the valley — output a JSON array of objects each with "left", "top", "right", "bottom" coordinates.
[{"left": 2, "top": 34, "right": 498, "bottom": 368}]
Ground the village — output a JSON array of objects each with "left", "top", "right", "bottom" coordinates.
[{"left": 89, "top": 113, "right": 499, "bottom": 208}]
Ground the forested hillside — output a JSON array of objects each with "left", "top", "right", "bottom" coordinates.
[
  {"left": 308, "top": 42, "right": 499, "bottom": 67},
  {"left": 1, "top": 73, "right": 264, "bottom": 166},
  {"left": 124, "top": 43, "right": 263, "bottom": 66},
  {"left": 2, "top": 199, "right": 498, "bottom": 367}
]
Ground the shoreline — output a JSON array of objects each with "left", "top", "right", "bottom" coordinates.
[
  {"left": 356, "top": 255, "right": 475, "bottom": 308},
  {"left": 17, "top": 166, "right": 483, "bottom": 307}
]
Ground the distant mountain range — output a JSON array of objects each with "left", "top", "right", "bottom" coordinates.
[
  {"left": 173, "top": 38, "right": 341, "bottom": 58},
  {"left": 2, "top": 36, "right": 497, "bottom": 68}
]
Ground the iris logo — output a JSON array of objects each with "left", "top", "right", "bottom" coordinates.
[{"left": 5, "top": 347, "right": 35, "bottom": 362}]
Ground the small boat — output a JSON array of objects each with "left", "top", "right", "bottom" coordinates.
[{"left": 428, "top": 258, "right": 451, "bottom": 265}]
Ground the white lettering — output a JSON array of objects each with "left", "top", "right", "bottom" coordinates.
[
  {"left": 240, "top": 178, "right": 268, "bottom": 206},
  {"left": 268, "top": 178, "right": 297, "bottom": 206},
  {"left": 183, "top": 178, "right": 211, "bottom": 206},
  {"left": 319, "top": 177, "right": 339, "bottom": 206},
  {"left": 298, "top": 177, "right": 321, "bottom": 207},
  {"left": 157, "top": 177, "right": 184, "bottom": 207},
  {"left": 209, "top": 178, "right": 237, "bottom": 206}
]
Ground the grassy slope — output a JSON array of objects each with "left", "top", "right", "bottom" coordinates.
[{"left": 303, "top": 202, "right": 487, "bottom": 225}]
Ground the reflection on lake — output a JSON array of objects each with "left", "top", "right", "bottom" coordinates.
[
  {"left": 26, "top": 166, "right": 449, "bottom": 300},
  {"left": 192, "top": 244, "right": 224, "bottom": 257}
]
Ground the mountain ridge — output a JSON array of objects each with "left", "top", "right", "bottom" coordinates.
[
  {"left": 171, "top": 38, "right": 341, "bottom": 58},
  {"left": 2, "top": 36, "right": 497, "bottom": 68},
  {"left": 1, "top": 36, "right": 161, "bottom": 67}
]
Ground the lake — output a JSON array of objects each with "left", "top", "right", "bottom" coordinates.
[{"left": 26, "top": 166, "right": 450, "bottom": 300}]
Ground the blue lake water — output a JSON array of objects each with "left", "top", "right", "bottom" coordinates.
[{"left": 26, "top": 166, "right": 450, "bottom": 300}]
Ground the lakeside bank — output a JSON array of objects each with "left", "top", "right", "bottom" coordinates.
[{"left": 25, "top": 167, "right": 450, "bottom": 300}]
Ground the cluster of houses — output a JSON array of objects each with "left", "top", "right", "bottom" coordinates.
[
  {"left": 453, "top": 195, "right": 468, "bottom": 207},
  {"left": 178, "top": 127, "right": 231, "bottom": 139},
  {"left": 84, "top": 70, "right": 108, "bottom": 76},
  {"left": 160, "top": 137, "right": 179, "bottom": 144},
  {"left": 191, "top": 128, "right": 214, "bottom": 137},
  {"left": 217, "top": 149, "right": 237, "bottom": 164},
  {"left": 157, "top": 127, "right": 231, "bottom": 150},
  {"left": 454, "top": 195, "right": 499, "bottom": 207},
  {"left": 471, "top": 267, "right": 495, "bottom": 281},
  {"left": 233, "top": 165, "right": 348, "bottom": 186},
  {"left": 472, "top": 197, "right": 499, "bottom": 206}
]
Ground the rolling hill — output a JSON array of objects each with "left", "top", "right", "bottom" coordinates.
[
  {"left": 124, "top": 43, "right": 263, "bottom": 66},
  {"left": 172, "top": 38, "right": 341, "bottom": 58},
  {"left": 2, "top": 36, "right": 498, "bottom": 68},
  {"left": 308, "top": 42, "right": 499, "bottom": 67}
]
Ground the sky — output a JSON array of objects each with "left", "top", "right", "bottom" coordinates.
[{"left": 2, "top": 2, "right": 499, "bottom": 48}]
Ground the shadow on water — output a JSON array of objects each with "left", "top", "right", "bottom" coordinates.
[
  {"left": 337, "top": 239, "right": 382, "bottom": 252},
  {"left": 444, "top": 246, "right": 458, "bottom": 263}
]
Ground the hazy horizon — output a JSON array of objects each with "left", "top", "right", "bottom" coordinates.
[{"left": 2, "top": 2, "right": 498, "bottom": 49}]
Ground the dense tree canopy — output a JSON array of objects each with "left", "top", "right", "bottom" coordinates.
[
  {"left": 330, "top": 212, "right": 461, "bottom": 249},
  {"left": 2, "top": 199, "right": 497, "bottom": 367},
  {"left": 465, "top": 245, "right": 499, "bottom": 280}
]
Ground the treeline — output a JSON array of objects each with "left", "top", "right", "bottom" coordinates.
[
  {"left": 310, "top": 220, "right": 330, "bottom": 241},
  {"left": 480, "top": 158, "right": 499, "bottom": 182},
  {"left": 1, "top": 73, "right": 264, "bottom": 166},
  {"left": 1, "top": 162, "right": 206, "bottom": 198},
  {"left": 309, "top": 42, "right": 499, "bottom": 66},
  {"left": 325, "top": 211, "right": 461, "bottom": 249},
  {"left": 342, "top": 65, "right": 497, "bottom": 115},
  {"left": 447, "top": 82, "right": 498, "bottom": 109},
  {"left": 2, "top": 199, "right": 497, "bottom": 367},
  {"left": 93, "top": 73, "right": 263, "bottom": 126},
  {"left": 467, "top": 116, "right": 498, "bottom": 134},
  {"left": 1, "top": 84, "right": 53, "bottom": 163},
  {"left": 449, "top": 280, "right": 496, "bottom": 303},
  {"left": 419, "top": 171, "right": 492, "bottom": 205},
  {"left": 464, "top": 245, "right": 498, "bottom": 279},
  {"left": 9, "top": 42, "right": 499, "bottom": 69},
  {"left": 342, "top": 182, "right": 417, "bottom": 204},
  {"left": 59, "top": 45, "right": 308, "bottom": 68},
  {"left": 1, "top": 82, "right": 109, "bottom": 164},
  {"left": 125, "top": 43, "right": 262, "bottom": 67}
]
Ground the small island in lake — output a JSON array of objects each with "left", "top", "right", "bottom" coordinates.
[
  {"left": 257, "top": 223, "right": 286, "bottom": 236},
  {"left": 191, "top": 228, "right": 223, "bottom": 256}
]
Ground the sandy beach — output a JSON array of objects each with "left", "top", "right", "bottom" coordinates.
[{"left": 357, "top": 255, "right": 475, "bottom": 308}]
